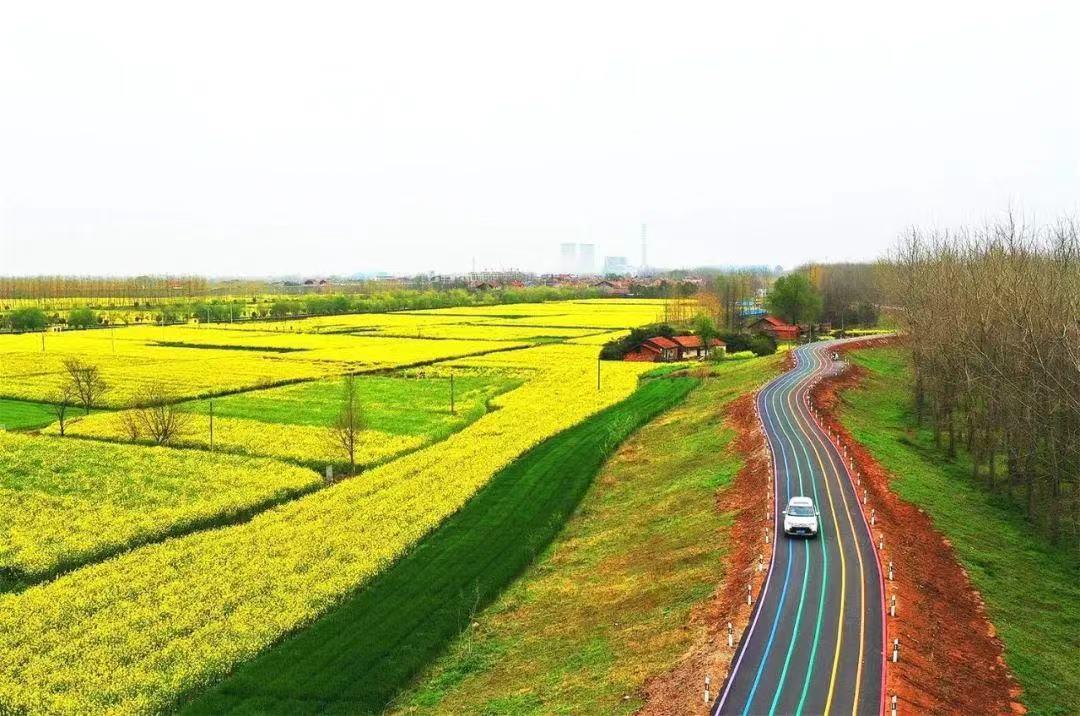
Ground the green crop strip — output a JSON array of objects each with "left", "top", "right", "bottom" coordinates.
[{"left": 183, "top": 374, "right": 698, "bottom": 715}]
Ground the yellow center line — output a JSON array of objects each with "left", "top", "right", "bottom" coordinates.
[
  {"left": 798, "top": 348, "right": 869, "bottom": 715},
  {"left": 793, "top": 351, "right": 847, "bottom": 715}
]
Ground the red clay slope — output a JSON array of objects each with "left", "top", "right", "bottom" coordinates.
[
  {"left": 813, "top": 337, "right": 1023, "bottom": 715},
  {"left": 638, "top": 389, "right": 774, "bottom": 715}
]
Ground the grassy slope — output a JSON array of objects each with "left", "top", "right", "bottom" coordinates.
[
  {"left": 389, "top": 356, "right": 780, "bottom": 715},
  {"left": 842, "top": 347, "right": 1078, "bottom": 715},
  {"left": 183, "top": 374, "right": 700, "bottom": 716}
]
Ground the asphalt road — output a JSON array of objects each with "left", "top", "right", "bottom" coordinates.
[{"left": 713, "top": 342, "right": 885, "bottom": 716}]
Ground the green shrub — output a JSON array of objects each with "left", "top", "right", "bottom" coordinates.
[
  {"left": 749, "top": 334, "right": 777, "bottom": 356},
  {"left": 5, "top": 307, "right": 48, "bottom": 331},
  {"left": 67, "top": 308, "right": 98, "bottom": 328}
]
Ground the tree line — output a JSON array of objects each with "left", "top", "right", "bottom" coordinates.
[
  {"left": 890, "top": 216, "right": 1079, "bottom": 550},
  {"left": 1, "top": 286, "right": 606, "bottom": 332}
]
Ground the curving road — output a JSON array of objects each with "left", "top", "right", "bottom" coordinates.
[{"left": 713, "top": 341, "right": 885, "bottom": 716}]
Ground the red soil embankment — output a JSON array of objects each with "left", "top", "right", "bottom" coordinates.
[
  {"left": 638, "top": 390, "right": 774, "bottom": 715},
  {"left": 813, "top": 337, "right": 1023, "bottom": 715}
]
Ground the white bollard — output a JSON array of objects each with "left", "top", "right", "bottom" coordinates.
[
  {"left": 765, "top": 528, "right": 770, "bottom": 544},
  {"left": 727, "top": 622, "right": 734, "bottom": 647},
  {"left": 879, "top": 536, "right": 885, "bottom": 551},
  {"left": 891, "top": 694, "right": 898, "bottom": 715},
  {"left": 890, "top": 593, "right": 897, "bottom": 618},
  {"left": 704, "top": 675, "right": 711, "bottom": 704},
  {"left": 892, "top": 638, "right": 900, "bottom": 663},
  {"left": 863, "top": 489, "right": 868, "bottom": 505},
  {"left": 747, "top": 584, "right": 752, "bottom": 606},
  {"left": 871, "top": 509, "right": 876, "bottom": 526},
  {"left": 888, "top": 560, "right": 894, "bottom": 581}
]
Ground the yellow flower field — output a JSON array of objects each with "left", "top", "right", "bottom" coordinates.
[
  {"left": 0, "top": 327, "right": 515, "bottom": 406},
  {"left": 0, "top": 432, "right": 321, "bottom": 584},
  {"left": 0, "top": 344, "right": 654, "bottom": 714}
]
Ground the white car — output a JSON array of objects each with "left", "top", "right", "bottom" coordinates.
[{"left": 783, "top": 496, "right": 820, "bottom": 537}]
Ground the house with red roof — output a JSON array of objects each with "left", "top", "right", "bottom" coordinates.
[
  {"left": 623, "top": 334, "right": 726, "bottom": 362},
  {"left": 748, "top": 315, "right": 801, "bottom": 342},
  {"left": 624, "top": 335, "right": 679, "bottom": 362},
  {"left": 671, "top": 334, "right": 726, "bottom": 360}
]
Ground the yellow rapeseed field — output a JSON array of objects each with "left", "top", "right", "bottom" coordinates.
[
  {"left": 0, "top": 431, "right": 321, "bottom": 583},
  {"left": 0, "top": 344, "right": 654, "bottom": 714},
  {"left": 0, "top": 326, "right": 515, "bottom": 406}
]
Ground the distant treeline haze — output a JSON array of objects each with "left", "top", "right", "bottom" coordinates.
[{"left": 891, "top": 217, "right": 1080, "bottom": 549}]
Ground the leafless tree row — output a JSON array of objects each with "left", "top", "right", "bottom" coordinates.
[
  {"left": 890, "top": 216, "right": 1080, "bottom": 550},
  {"left": 800, "top": 262, "right": 883, "bottom": 328},
  {"left": 697, "top": 270, "right": 771, "bottom": 330}
]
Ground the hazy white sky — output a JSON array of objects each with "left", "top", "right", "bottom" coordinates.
[{"left": 2, "top": 1, "right": 1078, "bottom": 276}]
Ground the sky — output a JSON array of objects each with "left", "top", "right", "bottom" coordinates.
[{"left": 1, "top": 1, "right": 1078, "bottom": 277}]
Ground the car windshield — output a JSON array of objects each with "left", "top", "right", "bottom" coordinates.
[{"left": 788, "top": 505, "right": 815, "bottom": 517}]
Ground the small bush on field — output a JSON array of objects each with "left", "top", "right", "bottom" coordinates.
[{"left": 749, "top": 334, "right": 777, "bottom": 356}]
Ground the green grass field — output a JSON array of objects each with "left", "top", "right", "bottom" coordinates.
[
  {"left": 842, "top": 347, "right": 1079, "bottom": 715},
  {"left": 54, "top": 369, "right": 524, "bottom": 474},
  {"left": 386, "top": 355, "right": 780, "bottom": 715},
  {"left": 0, "top": 398, "right": 61, "bottom": 430},
  {"left": 177, "top": 368, "right": 520, "bottom": 436},
  {"left": 182, "top": 373, "right": 700, "bottom": 715}
]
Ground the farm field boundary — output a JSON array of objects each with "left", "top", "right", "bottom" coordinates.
[{"left": 183, "top": 374, "right": 699, "bottom": 715}]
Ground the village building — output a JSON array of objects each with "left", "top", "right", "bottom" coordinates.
[
  {"left": 624, "top": 336, "right": 679, "bottom": 362},
  {"left": 591, "top": 279, "right": 631, "bottom": 296},
  {"left": 748, "top": 315, "right": 801, "bottom": 342},
  {"left": 623, "top": 334, "right": 726, "bottom": 362},
  {"left": 671, "top": 334, "right": 726, "bottom": 359}
]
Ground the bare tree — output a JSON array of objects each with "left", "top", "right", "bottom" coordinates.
[
  {"left": 329, "top": 375, "right": 364, "bottom": 477},
  {"left": 49, "top": 384, "right": 77, "bottom": 436},
  {"left": 62, "top": 358, "right": 109, "bottom": 414},
  {"left": 117, "top": 409, "right": 142, "bottom": 441},
  {"left": 129, "top": 385, "right": 192, "bottom": 445},
  {"left": 889, "top": 216, "right": 1079, "bottom": 550}
]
